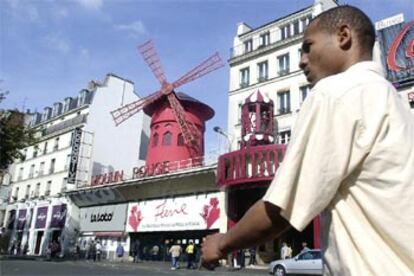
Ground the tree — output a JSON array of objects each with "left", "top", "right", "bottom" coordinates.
[{"left": 0, "top": 94, "right": 35, "bottom": 172}]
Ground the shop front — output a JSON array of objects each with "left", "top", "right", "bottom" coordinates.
[
  {"left": 126, "top": 192, "right": 223, "bottom": 262},
  {"left": 79, "top": 203, "right": 128, "bottom": 261}
]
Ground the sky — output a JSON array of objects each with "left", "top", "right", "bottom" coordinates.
[{"left": 1, "top": 0, "right": 413, "bottom": 154}]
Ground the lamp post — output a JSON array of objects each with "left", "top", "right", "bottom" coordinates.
[{"left": 213, "top": 126, "right": 232, "bottom": 153}]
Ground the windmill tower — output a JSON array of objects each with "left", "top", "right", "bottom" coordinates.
[{"left": 111, "top": 40, "right": 223, "bottom": 170}]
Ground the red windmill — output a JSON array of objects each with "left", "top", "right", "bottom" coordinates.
[{"left": 111, "top": 40, "right": 224, "bottom": 171}]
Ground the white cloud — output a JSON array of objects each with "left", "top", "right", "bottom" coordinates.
[
  {"left": 44, "top": 33, "right": 71, "bottom": 54},
  {"left": 114, "top": 21, "right": 146, "bottom": 37},
  {"left": 75, "top": 0, "right": 103, "bottom": 11}
]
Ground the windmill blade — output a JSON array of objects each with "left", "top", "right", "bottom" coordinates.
[
  {"left": 172, "top": 52, "right": 224, "bottom": 89},
  {"left": 110, "top": 91, "right": 162, "bottom": 126},
  {"left": 167, "top": 93, "right": 199, "bottom": 147},
  {"left": 138, "top": 40, "right": 168, "bottom": 86}
]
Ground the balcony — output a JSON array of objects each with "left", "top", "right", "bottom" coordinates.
[{"left": 217, "top": 144, "right": 287, "bottom": 187}]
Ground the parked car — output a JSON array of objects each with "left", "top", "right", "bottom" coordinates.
[{"left": 268, "top": 249, "right": 322, "bottom": 276}]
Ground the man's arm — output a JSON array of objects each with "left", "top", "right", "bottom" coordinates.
[{"left": 201, "top": 199, "right": 291, "bottom": 266}]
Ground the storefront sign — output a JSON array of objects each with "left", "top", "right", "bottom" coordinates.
[
  {"left": 67, "top": 127, "right": 82, "bottom": 184},
  {"left": 7, "top": 210, "right": 16, "bottom": 230},
  {"left": 80, "top": 204, "right": 127, "bottom": 232},
  {"left": 377, "top": 20, "right": 414, "bottom": 84},
  {"left": 126, "top": 193, "right": 221, "bottom": 232},
  {"left": 16, "top": 209, "right": 27, "bottom": 231},
  {"left": 35, "top": 206, "right": 48, "bottom": 229},
  {"left": 375, "top": 13, "right": 404, "bottom": 30},
  {"left": 50, "top": 204, "right": 67, "bottom": 228}
]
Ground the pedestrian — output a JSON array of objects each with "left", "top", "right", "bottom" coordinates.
[
  {"left": 133, "top": 239, "right": 140, "bottom": 263},
  {"left": 90, "top": 240, "right": 96, "bottom": 262},
  {"left": 116, "top": 243, "right": 124, "bottom": 262},
  {"left": 151, "top": 244, "right": 159, "bottom": 261},
  {"left": 286, "top": 244, "right": 292, "bottom": 259},
  {"left": 280, "top": 242, "right": 289, "bottom": 259},
  {"left": 95, "top": 241, "right": 102, "bottom": 262},
  {"left": 185, "top": 240, "right": 196, "bottom": 269},
  {"left": 168, "top": 241, "right": 182, "bottom": 270},
  {"left": 201, "top": 5, "right": 414, "bottom": 275},
  {"left": 248, "top": 247, "right": 256, "bottom": 266},
  {"left": 300, "top": 242, "right": 310, "bottom": 253}
]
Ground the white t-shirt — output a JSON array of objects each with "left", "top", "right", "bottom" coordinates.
[{"left": 263, "top": 61, "right": 414, "bottom": 275}]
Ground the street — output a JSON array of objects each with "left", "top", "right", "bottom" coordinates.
[{"left": 0, "top": 259, "right": 269, "bottom": 276}]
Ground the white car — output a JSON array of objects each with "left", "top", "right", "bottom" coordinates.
[{"left": 268, "top": 249, "right": 322, "bottom": 276}]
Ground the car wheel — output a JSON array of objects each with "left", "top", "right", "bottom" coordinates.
[{"left": 274, "top": 265, "right": 286, "bottom": 276}]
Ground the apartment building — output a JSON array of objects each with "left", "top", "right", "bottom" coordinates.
[{"left": 3, "top": 73, "right": 150, "bottom": 256}]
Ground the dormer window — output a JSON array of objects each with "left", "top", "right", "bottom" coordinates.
[
  {"left": 52, "top": 103, "right": 62, "bottom": 117},
  {"left": 259, "top": 32, "right": 270, "bottom": 47},
  {"left": 244, "top": 39, "right": 253, "bottom": 53},
  {"left": 280, "top": 24, "right": 290, "bottom": 40},
  {"left": 63, "top": 98, "right": 71, "bottom": 112},
  {"left": 42, "top": 107, "right": 52, "bottom": 121},
  {"left": 78, "top": 90, "right": 88, "bottom": 106}
]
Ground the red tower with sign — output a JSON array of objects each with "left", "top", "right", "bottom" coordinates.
[{"left": 111, "top": 41, "right": 223, "bottom": 171}]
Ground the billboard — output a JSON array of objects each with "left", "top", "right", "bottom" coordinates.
[
  {"left": 126, "top": 193, "right": 221, "bottom": 232},
  {"left": 377, "top": 20, "right": 414, "bottom": 85},
  {"left": 80, "top": 203, "right": 127, "bottom": 232}
]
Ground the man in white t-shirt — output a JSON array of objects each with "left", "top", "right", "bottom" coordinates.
[{"left": 202, "top": 5, "right": 414, "bottom": 275}]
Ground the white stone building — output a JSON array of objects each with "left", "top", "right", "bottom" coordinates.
[
  {"left": 227, "top": 0, "right": 339, "bottom": 150},
  {"left": 2, "top": 73, "right": 150, "bottom": 257}
]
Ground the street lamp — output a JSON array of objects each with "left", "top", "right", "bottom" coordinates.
[{"left": 213, "top": 126, "right": 232, "bottom": 153}]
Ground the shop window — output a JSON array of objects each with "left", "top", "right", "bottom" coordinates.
[{"left": 162, "top": 131, "right": 172, "bottom": 146}]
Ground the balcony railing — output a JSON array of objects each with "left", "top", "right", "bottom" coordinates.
[{"left": 217, "top": 144, "right": 287, "bottom": 187}]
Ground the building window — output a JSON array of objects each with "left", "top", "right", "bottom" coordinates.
[
  {"left": 45, "top": 181, "right": 52, "bottom": 196},
  {"left": 257, "top": 61, "right": 268, "bottom": 82},
  {"left": 33, "top": 146, "right": 39, "bottom": 158},
  {"left": 49, "top": 159, "right": 56, "bottom": 174},
  {"left": 244, "top": 39, "right": 253, "bottom": 53},
  {"left": 293, "top": 20, "right": 300, "bottom": 35},
  {"left": 25, "top": 185, "right": 30, "bottom": 199},
  {"left": 278, "top": 130, "right": 291, "bottom": 144},
  {"left": 13, "top": 187, "right": 19, "bottom": 201},
  {"left": 43, "top": 142, "right": 48, "bottom": 154},
  {"left": 65, "top": 154, "right": 71, "bottom": 170},
  {"left": 300, "top": 85, "right": 311, "bottom": 104},
  {"left": 237, "top": 102, "right": 243, "bottom": 124},
  {"left": 177, "top": 134, "right": 185, "bottom": 146},
  {"left": 152, "top": 133, "right": 159, "bottom": 147},
  {"left": 39, "top": 162, "right": 45, "bottom": 176},
  {"left": 18, "top": 167, "right": 24, "bottom": 181},
  {"left": 62, "top": 178, "right": 67, "bottom": 192},
  {"left": 280, "top": 24, "right": 290, "bottom": 40},
  {"left": 35, "top": 183, "right": 40, "bottom": 198},
  {"left": 278, "top": 91, "right": 291, "bottom": 114},
  {"left": 162, "top": 132, "right": 172, "bottom": 146},
  {"left": 29, "top": 164, "right": 35, "bottom": 179},
  {"left": 277, "top": 54, "right": 290, "bottom": 76},
  {"left": 240, "top": 67, "right": 250, "bottom": 88},
  {"left": 53, "top": 137, "right": 59, "bottom": 151},
  {"left": 259, "top": 32, "right": 270, "bottom": 47}
]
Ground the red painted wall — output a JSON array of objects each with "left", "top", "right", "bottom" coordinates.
[{"left": 145, "top": 100, "right": 207, "bottom": 168}]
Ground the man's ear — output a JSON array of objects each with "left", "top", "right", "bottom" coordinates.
[{"left": 337, "top": 24, "right": 352, "bottom": 50}]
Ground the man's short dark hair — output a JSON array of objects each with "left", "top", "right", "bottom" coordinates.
[{"left": 312, "top": 5, "right": 375, "bottom": 53}]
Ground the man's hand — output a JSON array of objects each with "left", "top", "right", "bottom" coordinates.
[{"left": 201, "top": 233, "right": 226, "bottom": 269}]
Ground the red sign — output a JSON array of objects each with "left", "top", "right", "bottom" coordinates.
[{"left": 387, "top": 21, "right": 414, "bottom": 72}]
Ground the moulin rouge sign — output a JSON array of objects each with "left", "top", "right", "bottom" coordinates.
[{"left": 91, "top": 161, "right": 172, "bottom": 186}]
